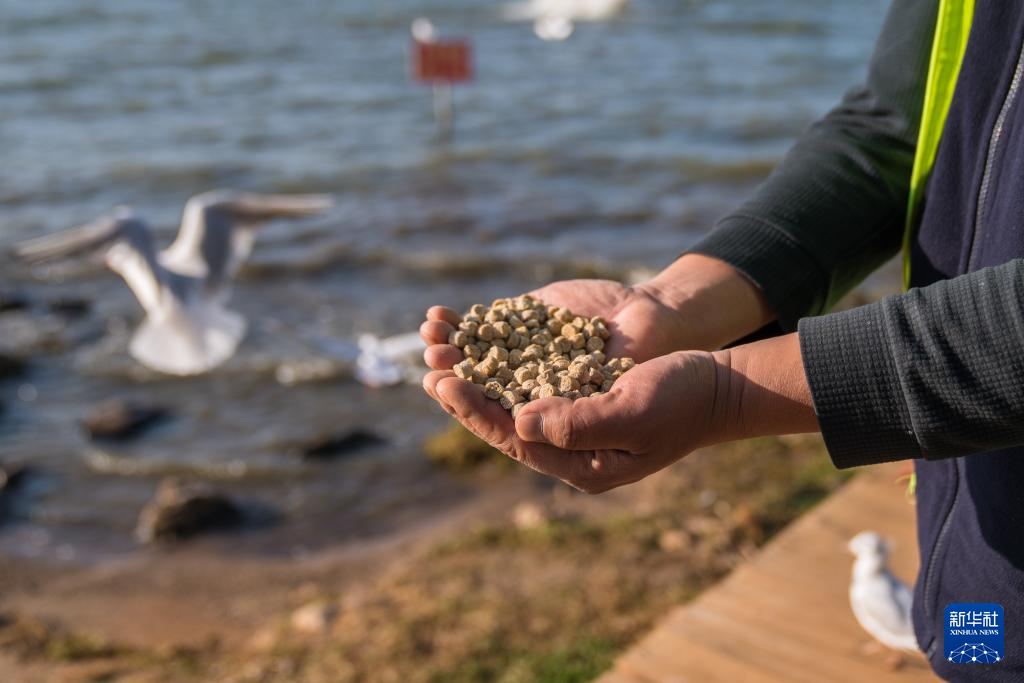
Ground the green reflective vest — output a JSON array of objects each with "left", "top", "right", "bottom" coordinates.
[{"left": 902, "top": 0, "right": 975, "bottom": 289}]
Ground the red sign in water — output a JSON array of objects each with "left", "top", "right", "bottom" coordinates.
[{"left": 412, "top": 41, "right": 473, "bottom": 83}]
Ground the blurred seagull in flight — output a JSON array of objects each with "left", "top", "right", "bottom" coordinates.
[
  {"left": 848, "top": 531, "right": 920, "bottom": 660},
  {"left": 503, "top": 0, "right": 629, "bottom": 41},
  {"left": 14, "top": 190, "right": 332, "bottom": 376}
]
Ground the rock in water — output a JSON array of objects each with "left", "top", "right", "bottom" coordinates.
[
  {"left": 294, "top": 430, "right": 385, "bottom": 460},
  {"left": 81, "top": 400, "right": 167, "bottom": 440},
  {"left": 135, "top": 478, "right": 243, "bottom": 543},
  {"left": 0, "top": 354, "right": 27, "bottom": 380},
  {"left": 46, "top": 296, "right": 91, "bottom": 317},
  {"left": 0, "top": 291, "right": 30, "bottom": 314},
  {"left": 0, "top": 463, "right": 28, "bottom": 491},
  {"left": 0, "top": 463, "right": 31, "bottom": 524}
]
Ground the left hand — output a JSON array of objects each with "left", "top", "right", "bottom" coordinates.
[
  {"left": 423, "top": 350, "right": 723, "bottom": 493},
  {"left": 419, "top": 277, "right": 699, "bottom": 375}
]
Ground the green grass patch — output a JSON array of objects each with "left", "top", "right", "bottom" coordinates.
[{"left": 431, "top": 634, "right": 619, "bottom": 683}]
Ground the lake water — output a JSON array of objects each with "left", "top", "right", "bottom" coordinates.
[{"left": 0, "top": 0, "right": 888, "bottom": 561}]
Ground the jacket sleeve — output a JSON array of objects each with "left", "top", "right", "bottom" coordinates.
[
  {"left": 687, "top": 0, "right": 939, "bottom": 330},
  {"left": 799, "top": 260, "right": 1024, "bottom": 468}
]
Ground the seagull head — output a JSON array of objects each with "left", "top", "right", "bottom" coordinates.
[{"left": 848, "top": 530, "right": 890, "bottom": 560}]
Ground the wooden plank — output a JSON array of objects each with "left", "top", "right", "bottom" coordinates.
[
  {"left": 617, "top": 627, "right": 789, "bottom": 683},
  {"left": 595, "top": 462, "right": 937, "bottom": 683},
  {"left": 592, "top": 669, "right": 647, "bottom": 683},
  {"left": 673, "top": 605, "right": 901, "bottom": 683}
]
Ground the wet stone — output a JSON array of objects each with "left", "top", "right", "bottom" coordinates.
[
  {"left": 46, "top": 296, "right": 92, "bottom": 317},
  {"left": 80, "top": 400, "right": 168, "bottom": 441},
  {"left": 0, "top": 354, "right": 27, "bottom": 380},
  {"left": 293, "top": 429, "right": 385, "bottom": 460},
  {"left": 135, "top": 478, "right": 244, "bottom": 544},
  {"left": 0, "top": 291, "right": 30, "bottom": 314},
  {"left": 0, "top": 462, "right": 33, "bottom": 525},
  {"left": 0, "top": 463, "right": 29, "bottom": 492}
]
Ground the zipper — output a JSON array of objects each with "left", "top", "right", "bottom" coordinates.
[
  {"left": 921, "top": 458, "right": 961, "bottom": 658},
  {"left": 966, "top": 37, "right": 1024, "bottom": 271}
]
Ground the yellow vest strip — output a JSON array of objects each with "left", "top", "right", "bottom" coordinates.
[{"left": 902, "top": 0, "right": 975, "bottom": 289}]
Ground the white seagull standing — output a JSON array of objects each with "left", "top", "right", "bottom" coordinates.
[
  {"left": 848, "top": 531, "right": 920, "bottom": 656},
  {"left": 503, "top": 0, "right": 630, "bottom": 41},
  {"left": 14, "top": 190, "right": 332, "bottom": 376}
]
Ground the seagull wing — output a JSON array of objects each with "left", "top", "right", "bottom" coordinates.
[
  {"left": 160, "top": 189, "right": 333, "bottom": 292},
  {"left": 13, "top": 215, "right": 165, "bottom": 314}
]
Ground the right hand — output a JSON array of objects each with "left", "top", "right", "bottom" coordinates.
[
  {"left": 417, "top": 253, "right": 778, "bottom": 484},
  {"left": 421, "top": 332, "right": 817, "bottom": 494},
  {"left": 423, "top": 350, "right": 723, "bottom": 493}
]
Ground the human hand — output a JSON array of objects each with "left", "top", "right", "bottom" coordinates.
[
  {"left": 419, "top": 253, "right": 775, "bottom": 372},
  {"left": 422, "top": 351, "right": 722, "bottom": 493},
  {"left": 417, "top": 254, "right": 800, "bottom": 492},
  {"left": 422, "top": 333, "right": 818, "bottom": 493}
]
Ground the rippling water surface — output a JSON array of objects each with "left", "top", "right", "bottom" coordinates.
[{"left": 0, "top": 0, "right": 887, "bottom": 560}]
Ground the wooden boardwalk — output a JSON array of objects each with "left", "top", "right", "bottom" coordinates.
[{"left": 596, "top": 462, "right": 939, "bottom": 683}]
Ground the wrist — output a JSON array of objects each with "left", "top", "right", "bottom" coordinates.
[
  {"left": 637, "top": 253, "right": 775, "bottom": 351},
  {"left": 709, "top": 333, "right": 819, "bottom": 443},
  {"left": 660, "top": 349, "right": 732, "bottom": 450}
]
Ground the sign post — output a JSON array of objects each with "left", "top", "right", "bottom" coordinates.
[{"left": 411, "top": 25, "right": 472, "bottom": 141}]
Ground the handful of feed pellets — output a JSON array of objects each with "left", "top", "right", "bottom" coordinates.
[{"left": 449, "top": 295, "right": 636, "bottom": 419}]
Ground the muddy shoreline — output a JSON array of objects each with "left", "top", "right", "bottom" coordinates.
[{"left": 0, "top": 435, "right": 854, "bottom": 682}]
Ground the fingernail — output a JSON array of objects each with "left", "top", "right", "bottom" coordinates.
[{"left": 516, "top": 413, "right": 548, "bottom": 444}]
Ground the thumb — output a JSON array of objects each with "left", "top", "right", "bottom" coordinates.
[{"left": 515, "top": 394, "right": 635, "bottom": 451}]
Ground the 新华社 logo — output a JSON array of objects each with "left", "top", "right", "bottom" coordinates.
[{"left": 945, "top": 603, "right": 1004, "bottom": 664}]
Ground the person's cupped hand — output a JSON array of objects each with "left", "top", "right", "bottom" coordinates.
[
  {"left": 422, "top": 344, "right": 722, "bottom": 493},
  {"left": 418, "top": 279, "right": 719, "bottom": 491}
]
